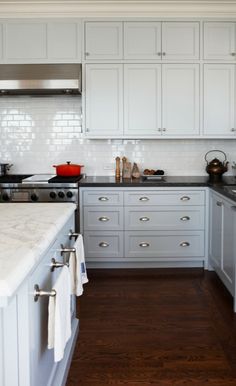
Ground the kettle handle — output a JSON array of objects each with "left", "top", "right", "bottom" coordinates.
[{"left": 205, "top": 149, "right": 227, "bottom": 163}]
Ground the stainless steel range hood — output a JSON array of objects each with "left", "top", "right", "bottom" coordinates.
[{"left": 0, "top": 64, "right": 82, "bottom": 95}]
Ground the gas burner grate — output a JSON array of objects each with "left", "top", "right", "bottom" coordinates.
[
  {"left": 0, "top": 174, "right": 33, "bottom": 183},
  {"left": 48, "top": 175, "right": 83, "bottom": 183}
]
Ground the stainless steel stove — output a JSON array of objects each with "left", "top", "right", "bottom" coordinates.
[{"left": 0, "top": 174, "right": 83, "bottom": 204}]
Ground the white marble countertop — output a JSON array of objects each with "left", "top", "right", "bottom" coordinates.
[{"left": 0, "top": 203, "right": 76, "bottom": 302}]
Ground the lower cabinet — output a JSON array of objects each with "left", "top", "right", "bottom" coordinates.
[
  {"left": 0, "top": 215, "right": 78, "bottom": 386},
  {"left": 209, "top": 191, "right": 236, "bottom": 304},
  {"left": 80, "top": 187, "right": 207, "bottom": 268}
]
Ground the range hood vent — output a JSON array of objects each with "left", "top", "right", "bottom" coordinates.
[{"left": 0, "top": 64, "right": 82, "bottom": 95}]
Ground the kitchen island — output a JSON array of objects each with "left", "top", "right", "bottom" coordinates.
[{"left": 0, "top": 203, "right": 78, "bottom": 386}]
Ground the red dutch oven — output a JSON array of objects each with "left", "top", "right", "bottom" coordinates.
[{"left": 53, "top": 161, "right": 84, "bottom": 177}]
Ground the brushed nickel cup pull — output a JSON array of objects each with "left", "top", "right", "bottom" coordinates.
[
  {"left": 216, "top": 201, "right": 223, "bottom": 207},
  {"left": 99, "top": 242, "right": 109, "bottom": 247},
  {"left": 99, "top": 196, "right": 109, "bottom": 201},
  {"left": 180, "top": 196, "right": 190, "bottom": 201},
  {"left": 139, "top": 242, "right": 150, "bottom": 248},
  {"left": 34, "top": 284, "right": 56, "bottom": 302},
  {"left": 180, "top": 241, "right": 190, "bottom": 247},
  {"left": 139, "top": 196, "right": 149, "bottom": 201},
  {"left": 139, "top": 216, "right": 150, "bottom": 222},
  {"left": 180, "top": 216, "right": 190, "bottom": 221},
  {"left": 98, "top": 216, "right": 110, "bottom": 222}
]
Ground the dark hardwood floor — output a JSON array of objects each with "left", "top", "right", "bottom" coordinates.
[{"left": 66, "top": 268, "right": 236, "bottom": 386}]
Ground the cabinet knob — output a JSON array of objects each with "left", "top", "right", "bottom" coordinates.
[
  {"left": 139, "top": 196, "right": 149, "bottom": 201},
  {"left": 99, "top": 196, "right": 109, "bottom": 201},
  {"left": 98, "top": 216, "right": 110, "bottom": 222},
  {"left": 86, "top": 128, "right": 89, "bottom": 132},
  {"left": 162, "top": 128, "right": 166, "bottom": 132},
  {"left": 231, "top": 206, "right": 236, "bottom": 211},
  {"left": 180, "top": 196, "right": 190, "bottom": 201},
  {"left": 99, "top": 242, "right": 109, "bottom": 248},
  {"left": 157, "top": 52, "right": 162, "bottom": 56},
  {"left": 162, "top": 52, "right": 166, "bottom": 56},
  {"left": 139, "top": 216, "right": 150, "bottom": 222},
  {"left": 157, "top": 128, "right": 162, "bottom": 132},
  {"left": 216, "top": 201, "right": 223, "bottom": 207},
  {"left": 85, "top": 52, "right": 90, "bottom": 56},
  {"left": 139, "top": 242, "right": 150, "bottom": 248},
  {"left": 231, "top": 128, "right": 236, "bottom": 132},
  {"left": 231, "top": 52, "right": 236, "bottom": 56},
  {"left": 180, "top": 216, "right": 190, "bottom": 221},
  {"left": 180, "top": 241, "right": 190, "bottom": 247}
]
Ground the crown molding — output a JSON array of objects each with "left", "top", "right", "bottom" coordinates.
[{"left": 1, "top": 1, "right": 236, "bottom": 18}]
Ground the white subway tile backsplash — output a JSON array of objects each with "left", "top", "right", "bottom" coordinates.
[{"left": 0, "top": 95, "right": 236, "bottom": 175}]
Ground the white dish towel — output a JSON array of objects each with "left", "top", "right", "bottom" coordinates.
[
  {"left": 48, "top": 265, "right": 72, "bottom": 362},
  {"left": 69, "top": 234, "right": 88, "bottom": 296}
]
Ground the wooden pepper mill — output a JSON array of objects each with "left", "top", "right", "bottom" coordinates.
[{"left": 115, "top": 156, "right": 121, "bottom": 179}]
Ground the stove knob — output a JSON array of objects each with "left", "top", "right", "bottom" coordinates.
[
  {"left": 66, "top": 191, "right": 73, "bottom": 198},
  {"left": 58, "top": 191, "right": 65, "bottom": 199},
  {"left": 49, "top": 191, "right": 56, "bottom": 199},
  {"left": 2, "top": 193, "right": 9, "bottom": 201},
  {"left": 31, "top": 193, "right": 39, "bottom": 202}
]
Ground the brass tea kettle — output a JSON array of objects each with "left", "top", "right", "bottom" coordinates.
[{"left": 205, "top": 150, "right": 228, "bottom": 179}]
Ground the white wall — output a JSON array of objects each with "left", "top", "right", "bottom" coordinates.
[{"left": 0, "top": 95, "right": 236, "bottom": 177}]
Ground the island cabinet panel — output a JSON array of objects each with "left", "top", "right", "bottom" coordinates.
[
  {"left": 80, "top": 188, "right": 207, "bottom": 268},
  {"left": 203, "top": 22, "right": 236, "bottom": 60},
  {"left": 0, "top": 210, "right": 78, "bottom": 386}
]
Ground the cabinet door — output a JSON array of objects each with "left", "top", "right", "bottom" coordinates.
[
  {"left": 203, "top": 65, "right": 235, "bottom": 136},
  {"left": 222, "top": 200, "right": 235, "bottom": 292},
  {"left": 124, "top": 22, "right": 161, "bottom": 59},
  {"left": 5, "top": 22, "right": 47, "bottom": 61},
  {"left": 203, "top": 22, "right": 235, "bottom": 60},
  {"left": 209, "top": 194, "right": 222, "bottom": 268},
  {"left": 162, "top": 22, "right": 199, "bottom": 60},
  {"left": 0, "top": 24, "right": 3, "bottom": 61},
  {"left": 124, "top": 64, "right": 161, "bottom": 136},
  {"left": 85, "top": 64, "right": 123, "bottom": 136},
  {"left": 47, "top": 22, "right": 81, "bottom": 62},
  {"left": 162, "top": 64, "right": 199, "bottom": 136},
  {"left": 84, "top": 22, "right": 122, "bottom": 60}
]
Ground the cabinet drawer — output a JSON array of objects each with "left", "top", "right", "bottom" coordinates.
[
  {"left": 125, "top": 231, "right": 204, "bottom": 258},
  {"left": 82, "top": 190, "right": 123, "bottom": 205},
  {"left": 124, "top": 191, "right": 205, "bottom": 206},
  {"left": 84, "top": 231, "right": 123, "bottom": 258},
  {"left": 83, "top": 206, "right": 123, "bottom": 230},
  {"left": 125, "top": 206, "right": 205, "bottom": 230}
]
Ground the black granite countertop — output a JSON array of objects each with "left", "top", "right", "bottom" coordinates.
[{"left": 79, "top": 175, "right": 236, "bottom": 202}]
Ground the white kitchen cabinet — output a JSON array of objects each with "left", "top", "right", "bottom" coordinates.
[
  {"left": 124, "top": 22, "right": 161, "bottom": 59},
  {"left": 209, "top": 191, "right": 236, "bottom": 300},
  {"left": 84, "top": 21, "right": 122, "bottom": 60},
  {"left": 161, "top": 22, "right": 199, "bottom": 60},
  {"left": 80, "top": 187, "right": 207, "bottom": 268},
  {"left": 3, "top": 20, "right": 81, "bottom": 63},
  {"left": 203, "top": 64, "right": 235, "bottom": 136},
  {"left": 5, "top": 22, "right": 47, "bottom": 61},
  {"left": 162, "top": 64, "right": 199, "bottom": 136},
  {"left": 204, "top": 22, "right": 236, "bottom": 60},
  {"left": 85, "top": 64, "right": 123, "bottom": 136},
  {"left": 124, "top": 64, "right": 162, "bottom": 136}
]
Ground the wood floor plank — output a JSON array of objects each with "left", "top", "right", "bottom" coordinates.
[{"left": 66, "top": 269, "right": 236, "bottom": 386}]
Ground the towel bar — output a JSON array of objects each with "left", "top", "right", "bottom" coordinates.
[
  {"left": 50, "top": 258, "right": 69, "bottom": 272},
  {"left": 60, "top": 244, "right": 76, "bottom": 256},
  {"left": 34, "top": 284, "right": 56, "bottom": 302},
  {"left": 68, "top": 229, "right": 80, "bottom": 240}
]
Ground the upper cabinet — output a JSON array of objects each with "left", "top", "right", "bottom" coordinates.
[
  {"left": 84, "top": 21, "right": 200, "bottom": 61},
  {"left": 204, "top": 22, "right": 236, "bottom": 60},
  {"left": 84, "top": 22, "right": 123, "bottom": 60},
  {"left": 1, "top": 20, "right": 82, "bottom": 63}
]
